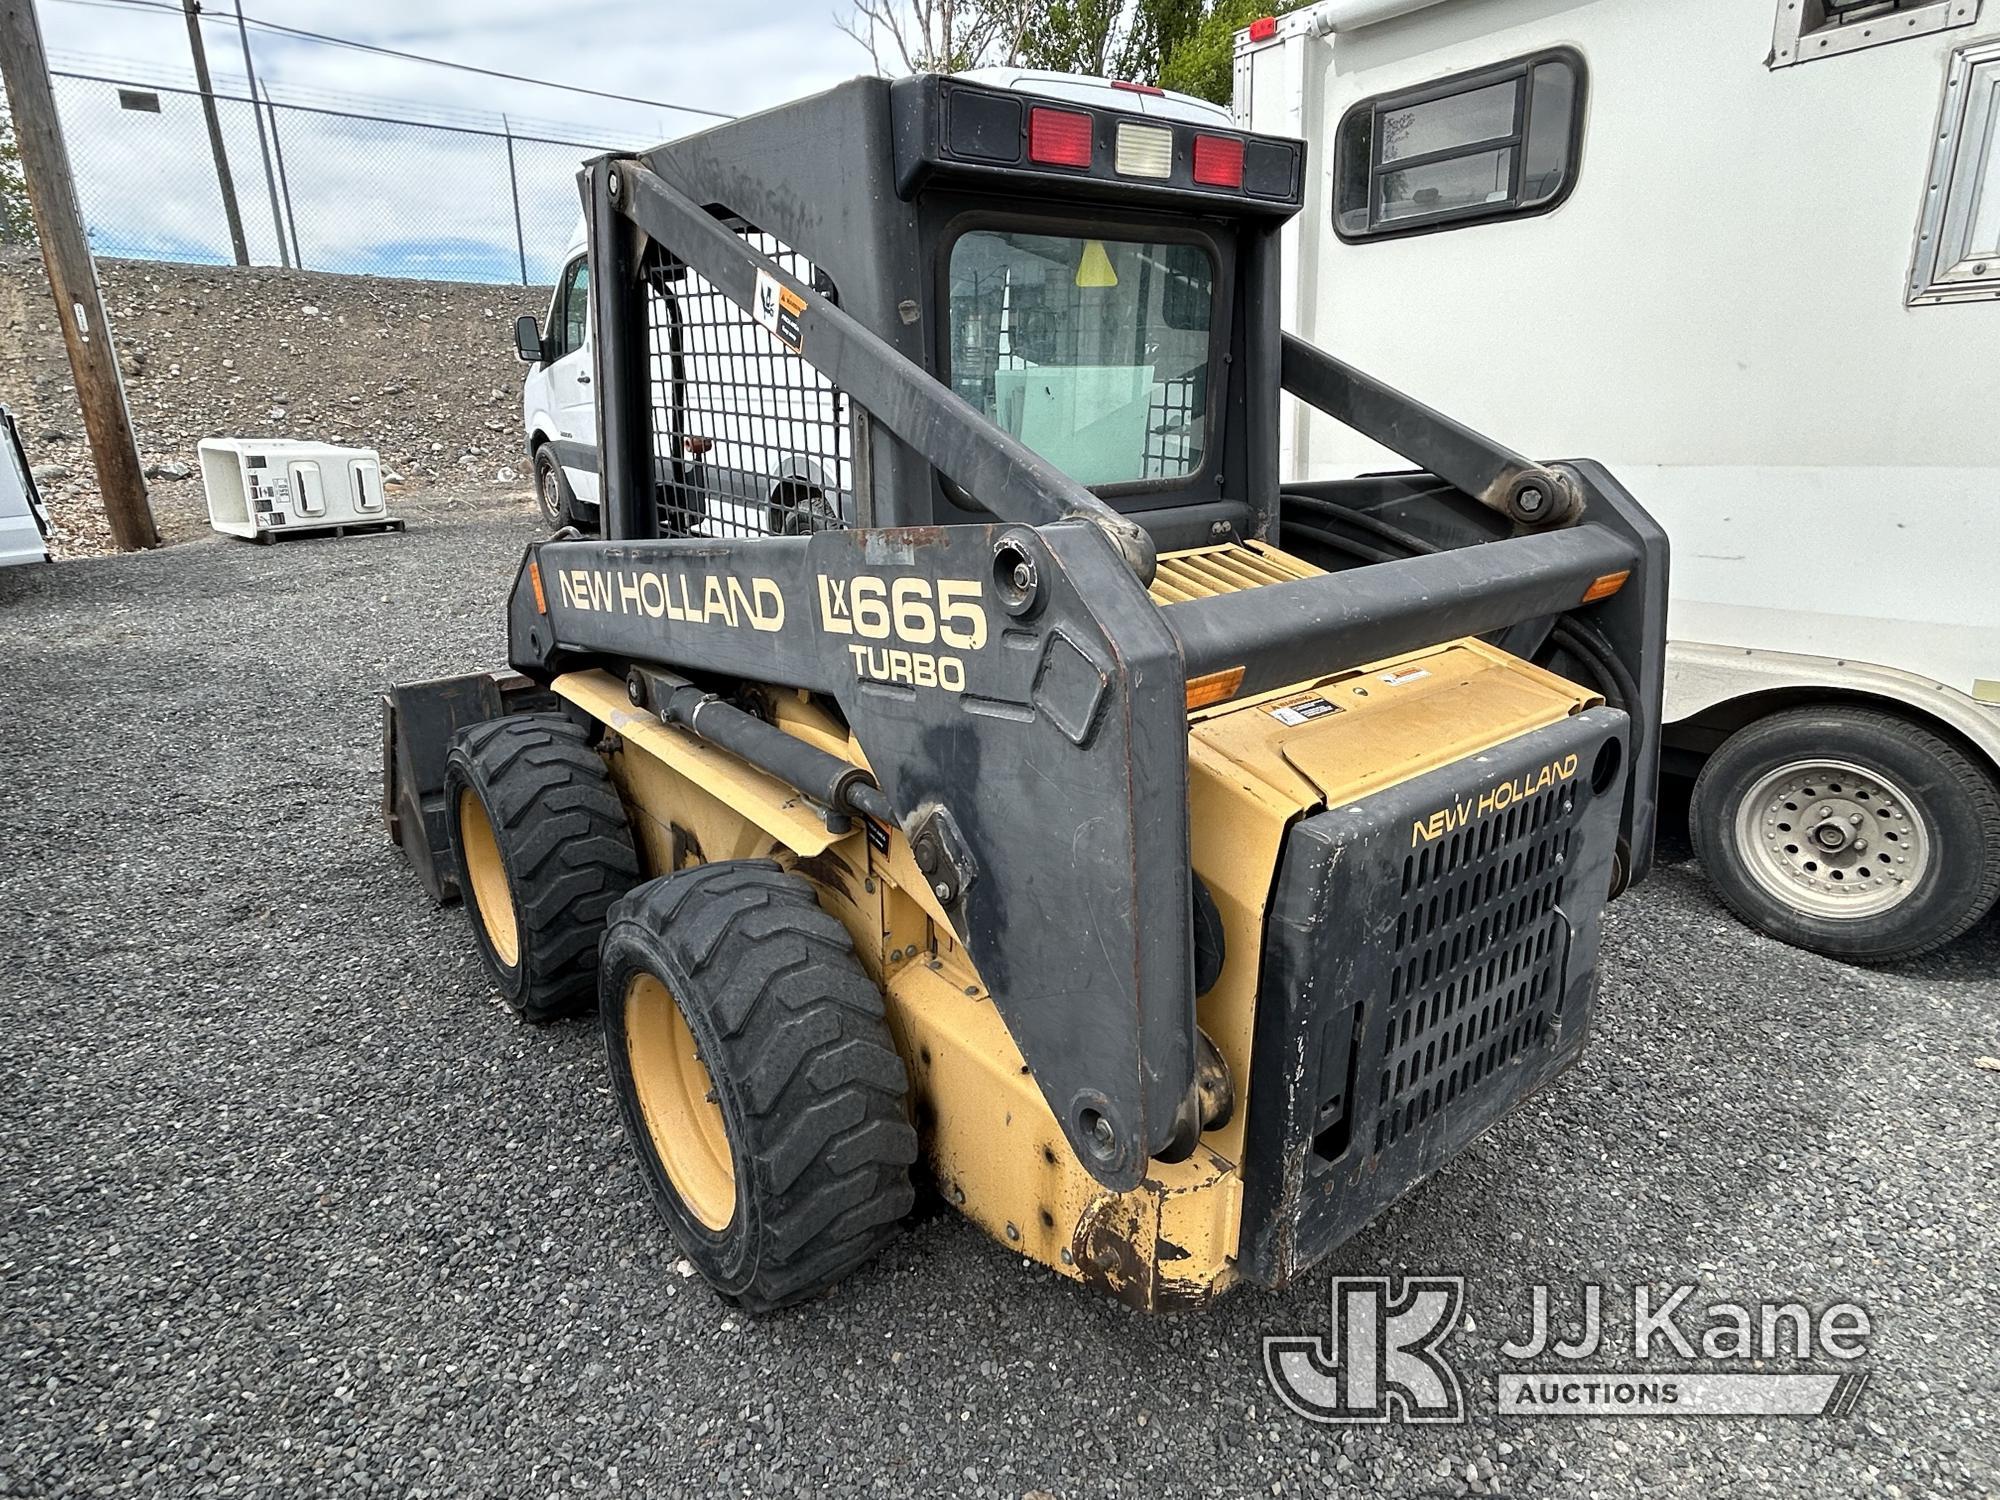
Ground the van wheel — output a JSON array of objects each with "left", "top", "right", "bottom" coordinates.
[
  {"left": 532, "top": 443, "right": 576, "bottom": 530},
  {"left": 1691, "top": 706, "right": 2000, "bottom": 962},
  {"left": 444, "top": 713, "right": 642, "bottom": 1021},
  {"left": 600, "top": 861, "right": 917, "bottom": 1314},
  {"left": 769, "top": 481, "right": 836, "bottom": 536}
]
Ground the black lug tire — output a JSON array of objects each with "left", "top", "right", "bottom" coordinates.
[
  {"left": 444, "top": 713, "right": 641, "bottom": 1021},
  {"left": 532, "top": 444, "right": 576, "bottom": 530},
  {"left": 600, "top": 861, "right": 918, "bottom": 1314},
  {"left": 1691, "top": 706, "right": 2000, "bottom": 963}
]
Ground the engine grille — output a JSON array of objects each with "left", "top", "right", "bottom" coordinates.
[
  {"left": 1147, "top": 541, "right": 1323, "bottom": 604},
  {"left": 1374, "top": 779, "right": 1579, "bottom": 1152}
]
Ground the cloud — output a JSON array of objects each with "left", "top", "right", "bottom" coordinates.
[{"left": 39, "top": 0, "right": 879, "bottom": 282}]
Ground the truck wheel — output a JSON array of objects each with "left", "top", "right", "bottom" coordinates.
[
  {"left": 599, "top": 861, "right": 917, "bottom": 1314},
  {"left": 444, "top": 714, "right": 641, "bottom": 1021},
  {"left": 532, "top": 443, "right": 576, "bottom": 530},
  {"left": 1691, "top": 706, "right": 2000, "bottom": 962}
]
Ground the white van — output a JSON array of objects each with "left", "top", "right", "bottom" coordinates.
[
  {"left": 1235, "top": 0, "right": 2000, "bottom": 960},
  {"left": 515, "top": 72, "right": 1233, "bottom": 536}
]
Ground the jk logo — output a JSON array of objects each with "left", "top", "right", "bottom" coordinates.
[{"left": 1264, "top": 1277, "right": 1467, "bottom": 1425}]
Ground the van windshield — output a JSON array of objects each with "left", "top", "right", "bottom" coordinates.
[{"left": 946, "top": 230, "right": 1213, "bottom": 489}]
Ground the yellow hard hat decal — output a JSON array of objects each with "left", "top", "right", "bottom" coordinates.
[{"left": 1075, "top": 239, "right": 1118, "bottom": 288}]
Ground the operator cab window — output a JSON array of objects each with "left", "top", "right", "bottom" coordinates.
[
  {"left": 946, "top": 230, "right": 1214, "bottom": 489},
  {"left": 548, "top": 257, "right": 589, "bottom": 359},
  {"left": 1335, "top": 49, "right": 1586, "bottom": 241}
]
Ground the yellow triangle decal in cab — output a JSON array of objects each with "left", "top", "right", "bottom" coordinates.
[{"left": 1075, "top": 239, "right": 1118, "bottom": 289}]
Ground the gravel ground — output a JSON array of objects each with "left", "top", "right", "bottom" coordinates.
[{"left": 1, "top": 501, "right": 1995, "bottom": 1500}]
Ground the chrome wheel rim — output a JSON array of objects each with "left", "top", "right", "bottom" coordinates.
[{"left": 1732, "top": 758, "right": 1930, "bottom": 920}]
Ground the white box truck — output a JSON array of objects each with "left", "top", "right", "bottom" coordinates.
[{"left": 1234, "top": 0, "right": 2000, "bottom": 961}]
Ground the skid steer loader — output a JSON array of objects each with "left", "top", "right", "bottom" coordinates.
[{"left": 383, "top": 75, "right": 1667, "bottom": 1313}]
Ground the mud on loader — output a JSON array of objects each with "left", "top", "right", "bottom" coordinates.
[{"left": 383, "top": 76, "right": 1667, "bottom": 1313}]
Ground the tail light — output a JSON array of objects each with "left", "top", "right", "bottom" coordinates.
[
  {"left": 1247, "top": 15, "right": 1278, "bottom": 41},
  {"left": 1192, "top": 135, "right": 1245, "bottom": 189},
  {"left": 1028, "top": 107, "right": 1094, "bottom": 168}
]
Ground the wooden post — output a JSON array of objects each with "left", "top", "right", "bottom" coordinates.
[
  {"left": 0, "top": 0, "right": 159, "bottom": 551},
  {"left": 181, "top": 0, "right": 249, "bottom": 267}
]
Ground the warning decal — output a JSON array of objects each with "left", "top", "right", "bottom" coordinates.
[
  {"left": 752, "top": 268, "right": 806, "bottom": 353},
  {"left": 1269, "top": 694, "right": 1341, "bottom": 727}
]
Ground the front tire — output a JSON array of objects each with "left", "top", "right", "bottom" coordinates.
[
  {"left": 532, "top": 443, "right": 576, "bottom": 531},
  {"left": 1691, "top": 706, "right": 2000, "bottom": 962},
  {"left": 444, "top": 713, "right": 641, "bottom": 1021},
  {"left": 600, "top": 861, "right": 917, "bottom": 1314}
]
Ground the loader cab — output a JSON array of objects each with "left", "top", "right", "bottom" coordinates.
[
  {"left": 893, "top": 74, "right": 1304, "bottom": 546},
  {"left": 587, "top": 75, "right": 1303, "bottom": 550}
]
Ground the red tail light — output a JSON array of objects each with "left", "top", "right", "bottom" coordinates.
[
  {"left": 1111, "top": 80, "right": 1165, "bottom": 96},
  {"left": 1192, "top": 134, "right": 1245, "bottom": 188},
  {"left": 1028, "top": 107, "right": 1094, "bottom": 168},
  {"left": 1247, "top": 15, "right": 1278, "bottom": 41}
]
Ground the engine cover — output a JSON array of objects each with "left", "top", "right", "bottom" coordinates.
[{"left": 1236, "top": 704, "right": 1629, "bottom": 1286}]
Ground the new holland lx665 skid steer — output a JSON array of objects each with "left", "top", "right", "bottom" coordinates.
[{"left": 383, "top": 76, "right": 1668, "bottom": 1313}]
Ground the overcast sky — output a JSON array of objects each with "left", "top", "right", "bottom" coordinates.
[{"left": 35, "top": 0, "right": 883, "bottom": 280}]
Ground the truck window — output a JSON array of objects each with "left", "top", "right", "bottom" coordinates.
[
  {"left": 550, "top": 258, "right": 589, "bottom": 358},
  {"left": 946, "top": 229, "right": 1213, "bottom": 489},
  {"left": 1909, "top": 38, "right": 2000, "bottom": 305},
  {"left": 1335, "top": 50, "right": 1585, "bottom": 241}
]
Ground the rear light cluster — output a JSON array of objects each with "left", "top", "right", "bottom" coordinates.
[
  {"left": 930, "top": 82, "right": 1303, "bottom": 210},
  {"left": 1027, "top": 105, "right": 1251, "bottom": 192}
]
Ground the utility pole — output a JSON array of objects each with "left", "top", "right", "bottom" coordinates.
[
  {"left": 181, "top": 0, "right": 249, "bottom": 266},
  {"left": 0, "top": 0, "right": 158, "bottom": 550}
]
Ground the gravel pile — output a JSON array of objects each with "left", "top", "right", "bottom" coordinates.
[
  {"left": 0, "top": 503, "right": 1995, "bottom": 1499},
  {"left": 0, "top": 251, "right": 547, "bottom": 557}
]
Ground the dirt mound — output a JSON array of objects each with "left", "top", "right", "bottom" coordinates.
[{"left": 0, "top": 250, "right": 548, "bottom": 555}]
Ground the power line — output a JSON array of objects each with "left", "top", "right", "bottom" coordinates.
[
  {"left": 47, "top": 46, "right": 654, "bottom": 143},
  {"left": 43, "top": 0, "right": 737, "bottom": 120}
]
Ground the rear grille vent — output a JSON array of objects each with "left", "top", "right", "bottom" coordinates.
[{"left": 1373, "top": 780, "right": 1578, "bottom": 1153}]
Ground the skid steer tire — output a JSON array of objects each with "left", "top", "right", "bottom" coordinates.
[
  {"left": 599, "top": 861, "right": 918, "bottom": 1314},
  {"left": 444, "top": 713, "right": 641, "bottom": 1022}
]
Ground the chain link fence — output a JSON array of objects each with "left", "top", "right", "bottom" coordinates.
[{"left": 49, "top": 70, "right": 641, "bottom": 285}]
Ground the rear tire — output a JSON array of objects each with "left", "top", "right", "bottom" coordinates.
[
  {"left": 600, "top": 861, "right": 917, "bottom": 1314},
  {"left": 444, "top": 713, "right": 641, "bottom": 1021},
  {"left": 1691, "top": 706, "right": 2000, "bottom": 962}
]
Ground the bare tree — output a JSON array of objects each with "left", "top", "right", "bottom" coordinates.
[{"left": 834, "top": 0, "right": 1034, "bottom": 74}]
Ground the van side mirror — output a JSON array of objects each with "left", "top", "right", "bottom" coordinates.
[{"left": 514, "top": 315, "right": 545, "bottom": 364}]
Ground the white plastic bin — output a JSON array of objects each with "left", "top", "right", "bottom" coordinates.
[{"left": 200, "top": 439, "right": 397, "bottom": 540}]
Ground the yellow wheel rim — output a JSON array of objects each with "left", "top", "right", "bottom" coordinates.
[
  {"left": 625, "top": 972, "right": 737, "bottom": 1230},
  {"left": 457, "top": 788, "right": 520, "bottom": 968}
]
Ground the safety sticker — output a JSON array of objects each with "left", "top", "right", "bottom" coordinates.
[
  {"left": 1379, "top": 666, "right": 1431, "bottom": 686},
  {"left": 864, "top": 817, "right": 891, "bottom": 854},
  {"left": 752, "top": 268, "right": 806, "bottom": 353},
  {"left": 1269, "top": 694, "right": 1341, "bottom": 727}
]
